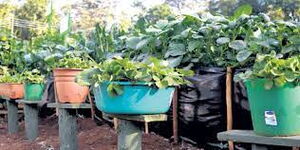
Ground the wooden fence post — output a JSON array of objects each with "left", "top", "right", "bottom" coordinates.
[{"left": 226, "top": 67, "right": 234, "bottom": 150}]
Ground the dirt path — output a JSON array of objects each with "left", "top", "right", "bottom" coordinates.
[{"left": 0, "top": 116, "right": 199, "bottom": 150}]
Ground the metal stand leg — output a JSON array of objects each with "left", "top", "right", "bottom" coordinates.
[
  {"left": 24, "top": 103, "right": 38, "bottom": 141},
  {"left": 59, "top": 108, "right": 78, "bottom": 150},
  {"left": 118, "top": 120, "right": 142, "bottom": 150},
  {"left": 6, "top": 100, "right": 18, "bottom": 134}
]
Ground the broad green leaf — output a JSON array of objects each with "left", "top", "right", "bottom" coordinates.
[
  {"left": 188, "top": 40, "right": 201, "bottom": 52},
  {"left": 165, "top": 43, "right": 186, "bottom": 58},
  {"left": 229, "top": 40, "right": 247, "bottom": 50},
  {"left": 236, "top": 50, "right": 252, "bottom": 62},
  {"left": 282, "top": 46, "right": 294, "bottom": 54},
  {"left": 274, "top": 76, "right": 286, "bottom": 87},
  {"left": 253, "top": 29, "right": 262, "bottom": 39},
  {"left": 145, "top": 27, "right": 162, "bottom": 33},
  {"left": 216, "top": 37, "right": 230, "bottom": 45},
  {"left": 167, "top": 56, "right": 183, "bottom": 67},
  {"left": 126, "top": 37, "right": 141, "bottom": 49},
  {"left": 181, "top": 28, "right": 191, "bottom": 38},
  {"left": 155, "top": 20, "right": 169, "bottom": 29},
  {"left": 284, "top": 70, "right": 296, "bottom": 82},
  {"left": 136, "top": 38, "right": 150, "bottom": 50},
  {"left": 107, "top": 83, "right": 124, "bottom": 96},
  {"left": 231, "top": 4, "right": 253, "bottom": 20}
]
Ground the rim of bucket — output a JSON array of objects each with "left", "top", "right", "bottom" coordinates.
[
  {"left": 101, "top": 81, "right": 177, "bottom": 88},
  {"left": 24, "top": 82, "right": 45, "bottom": 86},
  {"left": 53, "top": 68, "right": 83, "bottom": 72},
  {"left": 3, "top": 83, "right": 23, "bottom": 85},
  {"left": 102, "top": 81, "right": 152, "bottom": 86}
]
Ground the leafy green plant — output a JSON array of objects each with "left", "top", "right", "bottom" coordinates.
[
  {"left": 0, "top": 70, "right": 23, "bottom": 84},
  {"left": 115, "top": 13, "right": 300, "bottom": 69},
  {"left": 87, "top": 23, "right": 125, "bottom": 62},
  {"left": 22, "top": 69, "right": 45, "bottom": 84},
  {"left": 54, "top": 56, "right": 93, "bottom": 69},
  {"left": 0, "top": 32, "right": 26, "bottom": 72},
  {"left": 235, "top": 52, "right": 300, "bottom": 89},
  {"left": 0, "top": 65, "right": 8, "bottom": 75},
  {"left": 77, "top": 57, "right": 194, "bottom": 96},
  {"left": 23, "top": 30, "right": 93, "bottom": 73}
]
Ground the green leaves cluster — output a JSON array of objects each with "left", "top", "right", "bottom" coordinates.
[
  {"left": 22, "top": 69, "right": 45, "bottom": 84},
  {"left": 117, "top": 13, "right": 300, "bottom": 69},
  {"left": 24, "top": 31, "right": 94, "bottom": 73},
  {"left": 236, "top": 52, "right": 300, "bottom": 89},
  {"left": 77, "top": 57, "right": 194, "bottom": 96},
  {"left": 54, "top": 55, "right": 94, "bottom": 70},
  {"left": 0, "top": 68, "right": 23, "bottom": 84},
  {"left": 0, "top": 32, "right": 26, "bottom": 72},
  {"left": 0, "top": 67, "right": 45, "bottom": 84}
]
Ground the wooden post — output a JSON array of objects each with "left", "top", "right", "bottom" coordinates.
[
  {"left": 48, "top": 103, "right": 91, "bottom": 150},
  {"left": 118, "top": 120, "right": 142, "bottom": 150},
  {"left": 87, "top": 92, "right": 95, "bottom": 120},
  {"left": 24, "top": 103, "right": 39, "bottom": 141},
  {"left": 114, "top": 118, "right": 119, "bottom": 130},
  {"left": 108, "top": 114, "right": 167, "bottom": 150},
  {"left": 172, "top": 88, "right": 179, "bottom": 144},
  {"left": 6, "top": 100, "right": 18, "bottom": 134},
  {"left": 11, "top": 14, "right": 14, "bottom": 36},
  {"left": 59, "top": 108, "right": 78, "bottom": 150},
  {"left": 226, "top": 67, "right": 234, "bottom": 150},
  {"left": 144, "top": 122, "right": 149, "bottom": 134}
]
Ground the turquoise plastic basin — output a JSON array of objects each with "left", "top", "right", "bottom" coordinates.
[{"left": 93, "top": 82, "right": 175, "bottom": 114}]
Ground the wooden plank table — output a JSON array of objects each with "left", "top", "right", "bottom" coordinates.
[
  {"left": 218, "top": 130, "right": 300, "bottom": 150},
  {"left": 17, "top": 100, "right": 40, "bottom": 141},
  {"left": 106, "top": 114, "right": 168, "bottom": 150},
  {"left": 47, "top": 103, "right": 92, "bottom": 150}
]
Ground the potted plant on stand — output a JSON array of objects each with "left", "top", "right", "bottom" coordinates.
[
  {"left": 77, "top": 57, "right": 194, "bottom": 114},
  {"left": 22, "top": 69, "right": 45, "bottom": 101},
  {"left": 52, "top": 55, "right": 92, "bottom": 104},
  {"left": 0, "top": 69, "right": 24, "bottom": 99},
  {"left": 236, "top": 53, "right": 300, "bottom": 136}
]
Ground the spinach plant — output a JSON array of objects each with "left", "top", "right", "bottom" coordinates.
[
  {"left": 22, "top": 69, "right": 45, "bottom": 84},
  {"left": 0, "top": 69, "right": 23, "bottom": 84},
  {"left": 115, "top": 13, "right": 299, "bottom": 69},
  {"left": 77, "top": 57, "right": 194, "bottom": 96},
  {"left": 235, "top": 52, "right": 300, "bottom": 89}
]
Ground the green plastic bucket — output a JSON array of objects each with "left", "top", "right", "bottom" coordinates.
[
  {"left": 24, "top": 83, "right": 45, "bottom": 101},
  {"left": 245, "top": 79, "right": 300, "bottom": 136}
]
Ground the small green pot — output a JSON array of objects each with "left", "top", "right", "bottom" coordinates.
[{"left": 24, "top": 83, "right": 45, "bottom": 101}]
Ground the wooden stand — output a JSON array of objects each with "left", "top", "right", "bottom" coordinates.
[
  {"left": 6, "top": 99, "right": 19, "bottom": 134},
  {"left": 218, "top": 130, "right": 300, "bottom": 150},
  {"left": 226, "top": 67, "right": 234, "bottom": 150},
  {"left": 17, "top": 100, "right": 39, "bottom": 141},
  {"left": 48, "top": 103, "right": 91, "bottom": 150},
  {"left": 106, "top": 114, "right": 167, "bottom": 150}
]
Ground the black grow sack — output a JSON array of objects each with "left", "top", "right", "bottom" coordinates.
[
  {"left": 178, "top": 67, "right": 227, "bottom": 148},
  {"left": 232, "top": 68, "right": 252, "bottom": 130}
]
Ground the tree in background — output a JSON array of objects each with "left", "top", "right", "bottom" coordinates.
[
  {"left": 209, "top": 0, "right": 300, "bottom": 20},
  {"left": 12, "top": 0, "right": 59, "bottom": 39},
  {"left": 165, "top": 0, "right": 209, "bottom": 14},
  {"left": 0, "top": 1, "right": 15, "bottom": 33},
  {"left": 0, "top": 1, "right": 15, "bottom": 19},
  {"left": 16, "top": 0, "right": 48, "bottom": 21},
  {"left": 145, "top": 3, "right": 174, "bottom": 23},
  {"left": 63, "top": 0, "right": 117, "bottom": 31}
]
